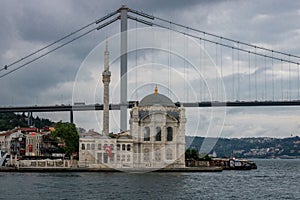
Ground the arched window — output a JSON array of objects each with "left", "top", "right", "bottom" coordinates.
[
  {"left": 117, "top": 144, "right": 120, "bottom": 151},
  {"left": 87, "top": 144, "right": 90, "bottom": 150},
  {"left": 127, "top": 144, "right": 131, "bottom": 151},
  {"left": 155, "top": 127, "right": 161, "bottom": 141},
  {"left": 98, "top": 144, "right": 101, "bottom": 150},
  {"left": 166, "top": 148, "right": 173, "bottom": 160},
  {"left": 144, "top": 127, "right": 150, "bottom": 141},
  {"left": 91, "top": 144, "right": 95, "bottom": 150},
  {"left": 167, "top": 127, "right": 173, "bottom": 141},
  {"left": 81, "top": 143, "right": 85, "bottom": 150},
  {"left": 144, "top": 148, "right": 150, "bottom": 162},
  {"left": 122, "top": 144, "right": 126, "bottom": 151},
  {"left": 110, "top": 144, "right": 114, "bottom": 150}
]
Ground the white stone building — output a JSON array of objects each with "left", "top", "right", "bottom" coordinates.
[
  {"left": 78, "top": 87, "right": 186, "bottom": 169},
  {"left": 78, "top": 41, "right": 186, "bottom": 169}
]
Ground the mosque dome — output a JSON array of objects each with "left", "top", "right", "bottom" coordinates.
[{"left": 139, "top": 86, "right": 175, "bottom": 107}]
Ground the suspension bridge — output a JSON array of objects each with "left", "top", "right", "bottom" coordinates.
[{"left": 1, "top": 5, "right": 300, "bottom": 131}]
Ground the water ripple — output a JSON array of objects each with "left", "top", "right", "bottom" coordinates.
[{"left": 0, "top": 159, "right": 299, "bottom": 199}]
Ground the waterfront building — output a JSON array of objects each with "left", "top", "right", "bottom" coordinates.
[
  {"left": 78, "top": 41, "right": 186, "bottom": 169},
  {"left": 10, "top": 131, "right": 26, "bottom": 157},
  {"left": 1, "top": 127, "right": 57, "bottom": 159},
  {"left": 79, "top": 88, "right": 186, "bottom": 169},
  {"left": 0, "top": 129, "right": 33, "bottom": 155},
  {"left": 0, "top": 131, "right": 13, "bottom": 153},
  {"left": 129, "top": 87, "right": 186, "bottom": 168},
  {"left": 25, "top": 132, "right": 43, "bottom": 156}
]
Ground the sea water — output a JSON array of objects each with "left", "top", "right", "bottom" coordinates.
[{"left": 0, "top": 159, "right": 299, "bottom": 199}]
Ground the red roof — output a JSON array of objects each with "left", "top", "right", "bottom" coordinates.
[
  {"left": 20, "top": 127, "right": 38, "bottom": 132},
  {"left": 0, "top": 131, "right": 12, "bottom": 137}
]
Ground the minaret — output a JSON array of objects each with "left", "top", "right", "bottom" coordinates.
[{"left": 102, "top": 38, "right": 111, "bottom": 136}]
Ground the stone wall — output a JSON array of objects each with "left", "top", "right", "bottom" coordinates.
[{"left": 16, "top": 159, "right": 77, "bottom": 168}]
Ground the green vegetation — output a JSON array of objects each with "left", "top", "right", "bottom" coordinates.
[
  {"left": 0, "top": 112, "right": 53, "bottom": 131},
  {"left": 0, "top": 113, "right": 28, "bottom": 130},
  {"left": 186, "top": 136, "right": 300, "bottom": 159},
  {"left": 185, "top": 149, "right": 199, "bottom": 160},
  {"left": 185, "top": 148, "right": 211, "bottom": 161},
  {"left": 109, "top": 133, "right": 117, "bottom": 138},
  {"left": 32, "top": 116, "right": 53, "bottom": 129},
  {"left": 51, "top": 121, "right": 79, "bottom": 157}
]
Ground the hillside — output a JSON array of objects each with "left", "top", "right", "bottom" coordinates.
[
  {"left": 186, "top": 136, "right": 300, "bottom": 159},
  {"left": 1, "top": 112, "right": 300, "bottom": 159},
  {"left": 0, "top": 112, "right": 53, "bottom": 131}
]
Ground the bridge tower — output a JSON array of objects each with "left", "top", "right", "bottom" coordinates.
[
  {"left": 119, "top": 5, "right": 128, "bottom": 131},
  {"left": 102, "top": 38, "right": 111, "bottom": 136}
]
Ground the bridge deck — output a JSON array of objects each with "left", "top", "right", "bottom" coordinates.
[{"left": 1, "top": 101, "right": 300, "bottom": 112}]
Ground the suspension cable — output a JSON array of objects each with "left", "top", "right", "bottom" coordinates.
[
  {"left": 199, "top": 37, "right": 202, "bottom": 101},
  {"left": 128, "top": 16, "right": 300, "bottom": 66},
  {"left": 264, "top": 55, "right": 267, "bottom": 100},
  {"left": 1, "top": 10, "right": 118, "bottom": 73},
  {"left": 130, "top": 9, "right": 300, "bottom": 61},
  {"left": 151, "top": 25, "right": 154, "bottom": 83},
  {"left": 168, "top": 22, "right": 171, "bottom": 98},
  {"left": 203, "top": 33, "right": 206, "bottom": 101},
  {"left": 129, "top": 15, "right": 300, "bottom": 102},
  {"left": 186, "top": 27, "right": 189, "bottom": 101},
  {"left": 298, "top": 59, "right": 300, "bottom": 100},
  {"left": 281, "top": 60, "right": 284, "bottom": 100},
  {"left": 183, "top": 32, "right": 187, "bottom": 102},
  {"left": 289, "top": 58, "right": 291, "bottom": 101},
  {"left": 215, "top": 42, "right": 219, "bottom": 100},
  {"left": 255, "top": 48, "right": 257, "bottom": 100},
  {"left": 237, "top": 43, "right": 240, "bottom": 100},
  {"left": 248, "top": 52, "right": 251, "bottom": 100},
  {"left": 0, "top": 17, "right": 118, "bottom": 79},
  {"left": 135, "top": 19, "right": 138, "bottom": 100},
  {"left": 272, "top": 52, "right": 274, "bottom": 101},
  {"left": 220, "top": 37, "right": 223, "bottom": 101},
  {"left": 232, "top": 47, "right": 235, "bottom": 100}
]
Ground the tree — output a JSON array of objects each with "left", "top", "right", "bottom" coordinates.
[
  {"left": 51, "top": 121, "right": 79, "bottom": 157},
  {"left": 0, "top": 112, "right": 28, "bottom": 131},
  {"left": 185, "top": 148, "right": 199, "bottom": 160}
]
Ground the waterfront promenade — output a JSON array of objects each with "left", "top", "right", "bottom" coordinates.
[{"left": 0, "top": 166, "right": 222, "bottom": 173}]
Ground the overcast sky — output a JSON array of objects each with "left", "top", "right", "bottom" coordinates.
[{"left": 1, "top": 0, "right": 300, "bottom": 138}]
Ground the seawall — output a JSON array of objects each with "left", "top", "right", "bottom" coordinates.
[{"left": 0, "top": 166, "right": 222, "bottom": 173}]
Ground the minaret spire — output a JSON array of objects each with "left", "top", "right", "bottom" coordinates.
[
  {"left": 104, "top": 36, "right": 109, "bottom": 71},
  {"left": 154, "top": 85, "right": 159, "bottom": 94},
  {"left": 102, "top": 37, "right": 111, "bottom": 136}
]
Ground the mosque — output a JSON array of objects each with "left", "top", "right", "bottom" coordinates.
[{"left": 78, "top": 40, "right": 186, "bottom": 169}]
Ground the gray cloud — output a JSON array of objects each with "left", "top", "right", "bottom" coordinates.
[{"left": 1, "top": 0, "right": 300, "bottom": 137}]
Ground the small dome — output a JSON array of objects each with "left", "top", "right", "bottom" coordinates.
[{"left": 139, "top": 93, "right": 175, "bottom": 107}]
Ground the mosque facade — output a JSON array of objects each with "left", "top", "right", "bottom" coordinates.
[{"left": 78, "top": 41, "right": 186, "bottom": 169}]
